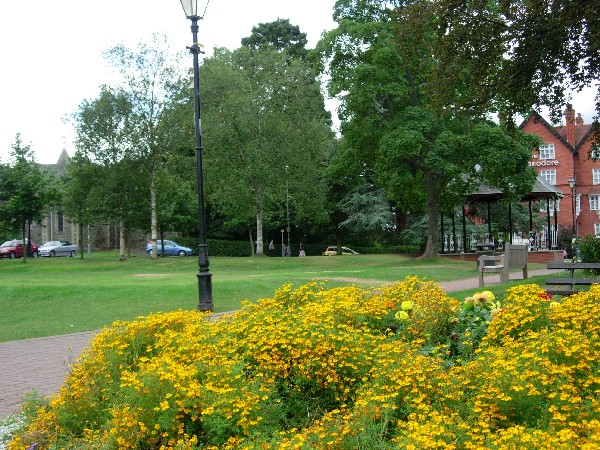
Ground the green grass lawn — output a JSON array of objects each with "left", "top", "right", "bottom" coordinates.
[{"left": 0, "top": 251, "right": 550, "bottom": 342}]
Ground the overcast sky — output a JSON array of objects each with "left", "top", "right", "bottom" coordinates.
[
  {"left": 0, "top": 0, "right": 337, "bottom": 164},
  {"left": 1, "top": 1, "right": 597, "bottom": 165}
]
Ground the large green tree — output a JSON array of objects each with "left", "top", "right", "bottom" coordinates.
[
  {"left": 200, "top": 46, "right": 334, "bottom": 255},
  {"left": 241, "top": 18, "right": 309, "bottom": 59},
  {"left": 103, "top": 34, "right": 189, "bottom": 259},
  {"left": 72, "top": 87, "right": 146, "bottom": 261},
  {"left": 433, "top": 0, "right": 600, "bottom": 123},
  {"left": 319, "top": 0, "right": 539, "bottom": 257},
  {"left": 62, "top": 153, "right": 103, "bottom": 259},
  {"left": 0, "top": 134, "right": 61, "bottom": 262}
]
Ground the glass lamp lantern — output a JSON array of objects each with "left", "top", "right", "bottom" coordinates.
[{"left": 179, "top": 0, "right": 198, "bottom": 17}]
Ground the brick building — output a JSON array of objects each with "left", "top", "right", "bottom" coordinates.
[{"left": 521, "top": 104, "right": 598, "bottom": 237}]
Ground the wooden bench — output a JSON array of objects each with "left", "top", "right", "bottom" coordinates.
[
  {"left": 478, "top": 243, "right": 528, "bottom": 287},
  {"left": 545, "top": 262, "right": 600, "bottom": 296}
]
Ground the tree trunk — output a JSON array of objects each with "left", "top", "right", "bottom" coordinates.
[
  {"left": 249, "top": 229, "right": 255, "bottom": 256},
  {"left": 79, "top": 222, "right": 84, "bottom": 260},
  {"left": 149, "top": 173, "right": 158, "bottom": 259},
  {"left": 21, "top": 221, "right": 27, "bottom": 263},
  {"left": 255, "top": 205, "right": 264, "bottom": 256},
  {"left": 421, "top": 169, "right": 439, "bottom": 258},
  {"left": 119, "top": 217, "right": 126, "bottom": 261}
]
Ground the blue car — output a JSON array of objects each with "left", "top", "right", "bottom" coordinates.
[{"left": 146, "top": 240, "right": 193, "bottom": 257}]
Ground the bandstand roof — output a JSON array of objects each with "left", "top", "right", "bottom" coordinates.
[{"left": 466, "top": 176, "right": 563, "bottom": 203}]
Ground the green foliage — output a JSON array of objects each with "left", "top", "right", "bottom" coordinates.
[
  {"left": 175, "top": 237, "right": 253, "bottom": 257},
  {"left": 578, "top": 234, "right": 600, "bottom": 274},
  {"left": 200, "top": 46, "right": 334, "bottom": 254},
  {"left": 318, "top": 0, "right": 538, "bottom": 257},
  {"left": 241, "top": 18, "right": 308, "bottom": 59},
  {"left": 338, "top": 184, "right": 394, "bottom": 232},
  {"left": 434, "top": 0, "right": 600, "bottom": 122},
  {"left": 0, "top": 135, "right": 62, "bottom": 257},
  {"left": 557, "top": 226, "right": 576, "bottom": 257}
]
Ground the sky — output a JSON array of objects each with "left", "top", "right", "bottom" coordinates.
[
  {"left": 0, "top": 0, "right": 337, "bottom": 164},
  {"left": 1, "top": 1, "right": 597, "bottom": 165}
]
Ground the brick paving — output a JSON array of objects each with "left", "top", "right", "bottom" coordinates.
[{"left": 0, "top": 269, "right": 558, "bottom": 419}]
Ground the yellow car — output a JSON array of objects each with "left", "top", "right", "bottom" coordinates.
[{"left": 322, "top": 246, "right": 359, "bottom": 256}]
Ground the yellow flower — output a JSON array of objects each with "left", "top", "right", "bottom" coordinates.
[
  {"left": 395, "top": 311, "right": 410, "bottom": 321},
  {"left": 401, "top": 301, "right": 414, "bottom": 311},
  {"left": 481, "top": 291, "right": 495, "bottom": 302}
]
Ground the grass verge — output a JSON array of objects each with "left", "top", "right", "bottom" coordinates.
[{"left": 0, "top": 251, "right": 548, "bottom": 342}]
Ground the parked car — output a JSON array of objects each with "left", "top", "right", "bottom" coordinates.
[
  {"left": 322, "top": 246, "right": 359, "bottom": 256},
  {"left": 38, "top": 240, "right": 78, "bottom": 257},
  {"left": 0, "top": 240, "right": 39, "bottom": 259},
  {"left": 146, "top": 240, "right": 193, "bottom": 257}
]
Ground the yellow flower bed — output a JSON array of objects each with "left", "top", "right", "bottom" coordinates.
[{"left": 8, "top": 278, "right": 600, "bottom": 449}]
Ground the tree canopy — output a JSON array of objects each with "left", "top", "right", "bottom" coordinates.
[
  {"left": 319, "top": 0, "right": 539, "bottom": 257},
  {"left": 241, "top": 18, "right": 309, "bottom": 59},
  {"left": 433, "top": 0, "right": 600, "bottom": 123},
  {"left": 200, "top": 46, "right": 334, "bottom": 254}
]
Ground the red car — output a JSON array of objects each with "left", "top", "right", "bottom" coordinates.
[{"left": 0, "top": 240, "right": 39, "bottom": 259}]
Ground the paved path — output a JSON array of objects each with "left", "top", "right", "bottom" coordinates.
[{"left": 0, "top": 269, "right": 558, "bottom": 419}]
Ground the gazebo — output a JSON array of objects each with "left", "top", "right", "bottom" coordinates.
[{"left": 441, "top": 177, "right": 564, "bottom": 254}]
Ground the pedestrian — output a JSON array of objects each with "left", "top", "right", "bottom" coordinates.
[
  {"left": 299, "top": 244, "right": 306, "bottom": 257},
  {"left": 268, "top": 239, "right": 275, "bottom": 256}
]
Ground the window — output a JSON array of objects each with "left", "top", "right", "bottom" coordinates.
[
  {"left": 539, "top": 143, "right": 555, "bottom": 159},
  {"left": 592, "top": 144, "right": 600, "bottom": 160},
  {"left": 540, "top": 198, "right": 560, "bottom": 213},
  {"left": 595, "top": 223, "right": 600, "bottom": 236},
  {"left": 589, "top": 195, "right": 600, "bottom": 211},
  {"left": 540, "top": 169, "right": 556, "bottom": 185},
  {"left": 594, "top": 169, "right": 600, "bottom": 185},
  {"left": 576, "top": 194, "right": 581, "bottom": 216},
  {"left": 58, "top": 212, "right": 64, "bottom": 232}
]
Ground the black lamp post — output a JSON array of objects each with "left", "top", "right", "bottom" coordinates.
[
  {"left": 568, "top": 176, "right": 576, "bottom": 236},
  {"left": 285, "top": 165, "right": 290, "bottom": 256},
  {"left": 179, "top": 0, "right": 213, "bottom": 311}
]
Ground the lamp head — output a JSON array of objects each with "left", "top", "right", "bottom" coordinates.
[
  {"left": 568, "top": 176, "right": 575, "bottom": 190},
  {"left": 179, "top": 0, "right": 199, "bottom": 18}
]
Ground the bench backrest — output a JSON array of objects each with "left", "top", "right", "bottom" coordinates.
[{"left": 505, "top": 244, "right": 528, "bottom": 268}]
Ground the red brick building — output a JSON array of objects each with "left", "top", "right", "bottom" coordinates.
[{"left": 521, "top": 105, "right": 598, "bottom": 238}]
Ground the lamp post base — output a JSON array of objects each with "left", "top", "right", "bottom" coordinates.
[{"left": 197, "top": 271, "right": 213, "bottom": 311}]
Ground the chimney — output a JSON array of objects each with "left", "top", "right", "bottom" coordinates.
[
  {"left": 576, "top": 113, "right": 584, "bottom": 126},
  {"left": 564, "top": 104, "right": 575, "bottom": 145}
]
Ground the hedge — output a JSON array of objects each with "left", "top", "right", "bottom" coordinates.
[{"left": 171, "top": 237, "right": 420, "bottom": 257}]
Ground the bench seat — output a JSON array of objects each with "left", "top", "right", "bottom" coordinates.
[
  {"left": 544, "top": 277, "right": 600, "bottom": 296},
  {"left": 478, "top": 244, "right": 528, "bottom": 287},
  {"left": 545, "top": 277, "right": 600, "bottom": 285}
]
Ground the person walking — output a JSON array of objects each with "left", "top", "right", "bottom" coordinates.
[
  {"left": 268, "top": 239, "right": 275, "bottom": 257},
  {"left": 299, "top": 244, "right": 306, "bottom": 257}
]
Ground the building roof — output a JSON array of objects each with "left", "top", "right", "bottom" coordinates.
[
  {"left": 40, "top": 149, "right": 70, "bottom": 176},
  {"left": 519, "top": 108, "right": 595, "bottom": 153}
]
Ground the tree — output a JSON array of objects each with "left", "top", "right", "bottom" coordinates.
[
  {"left": 338, "top": 184, "right": 394, "bottom": 233},
  {"left": 103, "top": 34, "right": 189, "bottom": 259},
  {"left": 0, "top": 134, "right": 61, "bottom": 262},
  {"left": 62, "top": 153, "right": 103, "bottom": 259},
  {"left": 72, "top": 86, "right": 145, "bottom": 261},
  {"left": 318, "top": 0, "right": 539, "bottom": 257},
  {"left": 241, "top": 18, "right": 308, "bottom": 59},
  {"left": 200, "top": 46, "right": 334, "bottom": 255},
  {"left": 433, "top": 0, "right": 600, "bottom": 123}
]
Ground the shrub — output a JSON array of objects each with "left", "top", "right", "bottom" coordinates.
[
  {"left": 9, "top": 280, "right": 600, "bottom": 449},
  {"left": 578, "top": 234, "right": 600, "bottom": 273},
  {"left": 174, "top": 238, "right": 252, "bottom": 257}
]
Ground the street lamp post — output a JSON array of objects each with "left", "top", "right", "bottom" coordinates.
[
  {"left": 179, "top": 0, "right": 213, "bottom": 311},
  {"left": 568, "top": 176, "right": 576, "bottom": 236},
  {"left": 285, "top": 165, "right": 290, "bottom": 256}
]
